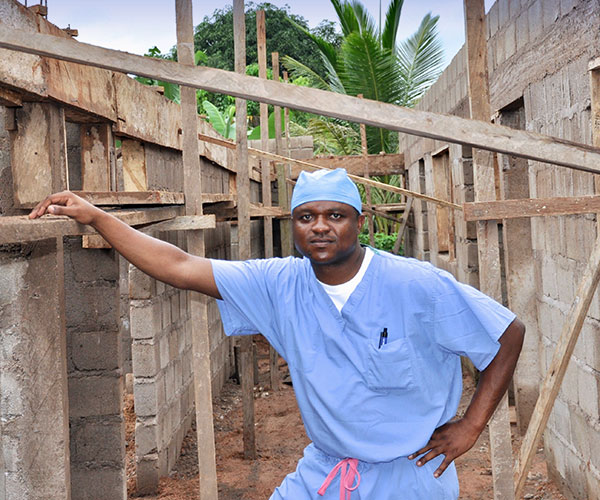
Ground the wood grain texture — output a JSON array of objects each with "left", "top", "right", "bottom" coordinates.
[
  {"left": 233, "top": 0, "right": 257, "bottom": 461},
  {"left": 121, "top": 139, "right": 147, "bottom": 192},
  {"left": 3, "top": 26, "right": 600, "bottom": 173},
  {"left": 464, "top": 1, "right": 514, "bottom": 498},
  {"left": 72, "top": 191, "right": 185, "bottom": 206}
]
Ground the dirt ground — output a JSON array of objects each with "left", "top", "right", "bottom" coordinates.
[{"left": 126, "top": 337, "right": 567, "bottom": 500}]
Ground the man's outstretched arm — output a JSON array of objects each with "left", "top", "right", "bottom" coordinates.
[
  {"left": 408, "top": 317, "right": 525, "bottom": 477},
  {"left": 30, "top": 191, "right": 222, "bottom": 299}
]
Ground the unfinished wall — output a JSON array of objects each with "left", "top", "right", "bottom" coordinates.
[{"left": 402, "top": 1, "right": 600, "bottom": 498}]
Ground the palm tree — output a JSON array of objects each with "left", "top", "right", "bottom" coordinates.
[{"left": 284, "top": 0, "right": 444, "bottom": 154}]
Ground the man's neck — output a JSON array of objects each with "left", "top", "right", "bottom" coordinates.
[{"left": 311, "top": 246, "right": 366, "bottom": 285}]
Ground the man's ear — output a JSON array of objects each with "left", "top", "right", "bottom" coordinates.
[{"left": 357, "top": 213, "right": 366, "bottom": 231}]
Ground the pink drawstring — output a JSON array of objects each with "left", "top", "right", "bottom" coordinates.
[{"left": 317, "top": 457, "right": 361, "bottom": 500}]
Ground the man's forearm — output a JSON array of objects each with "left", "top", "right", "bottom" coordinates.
[{"left": 463, "top": 318, "right": 526, "bottom": 433}]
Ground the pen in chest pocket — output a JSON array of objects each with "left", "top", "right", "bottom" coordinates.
[{"left": 378, "top": 327, "right": 388, "bottom": 349}]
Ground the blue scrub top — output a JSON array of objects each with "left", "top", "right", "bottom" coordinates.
[{"left": 211, "top": 251, "right": 516, "bottom": 463}]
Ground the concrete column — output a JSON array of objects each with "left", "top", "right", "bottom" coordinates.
[{"left": 0, "top": 239, "right": 71, "bottom": 500}]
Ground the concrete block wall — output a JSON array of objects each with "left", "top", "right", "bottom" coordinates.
[
  {"left": 129, "top": 233, "right": 194, "bottom": 494},
  {"left": 401, "top": 1, "right": 600, "bottom": 497},
  {"left": 64, "top": 237, "right": 126, "bottom": 500}
]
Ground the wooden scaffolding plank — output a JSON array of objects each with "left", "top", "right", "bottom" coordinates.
[
  {"left": 4, "top": 26, "right": 600, "bottom": 173},
  {"left": 72, "top": 190, "right": 185, "bottom": 206},
  {"left": 306, "top": 153, "right": 404, "bottom": 177},
  {"left": 464, "top": 195, "right": 600, "bottom": 221},
  {"left": 197, "top": 133, "right": 461, "bottom": 210},
  {"left": 1, "top": 207, "right": 183, "bottom": 245},
  {"left": 464, "top": 1, "right": 514, "bottom": 498},
  {"left": 175, "top": 2, "right": 219, "bottom": 498},
  {"left": 359, "top": 95, "right": 375, "bottom": 246},
  {"left": 233, "top": 0, "right": 257, "bottom": 461},
  {"left": 257, "top": 9, "right": 274, "bottom": 261},
  {"left": 514, "top": 235, "right": 600, "bottom": 496}
]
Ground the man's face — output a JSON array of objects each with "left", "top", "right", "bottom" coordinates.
[{"left": 292, "top": 201, "right": 365, "bottom": 266}]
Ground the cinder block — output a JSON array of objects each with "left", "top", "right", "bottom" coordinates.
[
  {"left": 488, "top": 2, "right": 499, "bottom": 38},
  {"left": 66, "top": 240, "right": 119, "bottom": 283},
  {"left": 161, "top": 295, "right": 172, "bottom": 330},
  {"left": 132, "top": 340, "right": 160, "bottom": 378},
  {"left": 135, "top": 419, "right": 159, "bottom": 456},
  {"left": 577, "top": 366, "right": 599, "bottom": 418},
  {"left": 528, "top": 0, "right": 543, "bottom": 41},
  {"left": 70, "top": 421, "right": 125, "bottom": 464},
  {"left": 499, "top": 0, "right": 509, "bottom": 25},
  {"left": 504, "top": 22, "right": 516, "bottom": 60},
  {"left": 129, "top": 299, "right": 161, "bottom": 340},
  {"left": 169, "top": 329, "right": 179, "bottom": 362},
  {"left": 65, "top": 285, "right": 120, "bottom": 332},
  {"left": 128, "top": 265, "right": 155, "bottom": 299},
  {"left": 71, "top": 330, "right": 120, "bottom": 371},
  {"left": 70, "top": 467, "right": 126, "bottom": 500},
  {"left": 159, "top": 334, "right": 170, "bottom": 370},
  {"left": 134, "top": 377, "right": 161, "bottom": 417},
  {"left": 559, "top": 360, "right": 579, "bottom": 406},
  {"left": 564, "top": 446, "right": 587, "bottom": 500},
  {"left": 68, "top": 375, "right": 121, "bottom": 418},
  {"left": 509, "top": 0, "right": 521, "bottom": 18},
  {"left": 560, "top": 0, "right": 576, "bottom": 15},
  {"left": 542, "top": 0, "right": 560, "bottom": 30},
  {"left": 570, "top": 409, "right": 592, "bottom": 462},
  {"left": 136, "top": 454, "right": 159, "bottom": 496}
]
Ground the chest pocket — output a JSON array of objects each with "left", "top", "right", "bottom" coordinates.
[{"left": 365, "top": 336, "right": 415, "bottom": 391}]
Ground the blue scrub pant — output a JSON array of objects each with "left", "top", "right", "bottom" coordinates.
[{"left": 270, "top": 444, "right": 459, "bottom": 500}]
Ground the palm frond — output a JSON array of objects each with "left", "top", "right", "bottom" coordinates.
[
  {"left": 286, "top": 16, "right": 339, "bottom": 70},
  {"left": 281, "top": 56, "right": 333, "bottom": 91},
  {"left": 397, "top": 13, "right": 444, "bottom": 106},
  {"left": 331, "top": 0, "right": 361, "bottom": 36},
  {"left": 381, "top": 0, "right": 404, "bottom": 50},
  {"left": 348, "top": 0, "right": 377, "bottom": 35}
]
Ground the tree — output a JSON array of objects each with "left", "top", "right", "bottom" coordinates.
[
  {"left": 193, "top": 3, "right": 341, "bottom": 76},
  {"left": 283, "top": 0, "right": 444, "bottom": 154}
]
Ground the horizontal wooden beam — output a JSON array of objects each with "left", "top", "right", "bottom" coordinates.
[
  {"left": 2, "top": 27, "right": 600, "bottom": 174},
  {"left": 250, "top": 204, "right": 289, "bottom": 217},
  {"left": 463, "top": 195, "right": 600, "bottom": 221},
  {"left": 71, "top": 190, "right": 184, "bottom": 206},
  {"left": 0, "top": 206, "right": 181, "bottom": 244},
  {"left": 301, "top": 153, "right": 404, "bottom": 178},
  {"left": 198, "top": 133, "right": 460, "bottom": 210},
  {"left": 140, "top": 215, "right": 216, "bottom": 232}
]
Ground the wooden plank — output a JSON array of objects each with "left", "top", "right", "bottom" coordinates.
[
  {"left": 197, "top": 133, "right": 461, "bottom": 210},
  {"left": 305, "top": 153, "right": 404, "bottom": 178},
  {"left": 10, "top": 102, "right": 68, "bottom": 208},
  {"left": 271, "top": 51, "right": 284, "bottom": 392},
  {"left": 72, "top": 190, "right": 185, "bottom": 206},
  {"left": 140, "top": 215, "right": 216, "bottom": 233},
  {"left": 359, "top": 95, "right": 375, "bottom": 246},
  {"left": 0, "top": 207, "right": 181, "bottom": 244},
  {"left": 175, "top": 1, "right": 219, "bottom": 498},
  {"left": 113, "top": 72, "right": 182, "bottom": 151},
  {"left": 81, "top": 123, "right": 112, "bottom": 248},
  {"left": 0, "top": 86, "right": 23, "bottom": 106},
  {"left": 249, "top": 204, "right": 289, "bottom": 217},
  {"left": 464, "top": 195, "right": 600, "bottom": 221},
  {"left": 464, "top": 1, "right": 514, "bottom": 498},
  {"left": 257, "top": 10, "right": 274, "bottom": 261},
  {"left": 5, "top": 27, "right": 600, "bottom": 174},
  {"left": 121, "top": 139, "right": 147, "bottom": 192},
  {"left": 234, "top": 0, "right": 257, "bottom": 461},
  {"left": 392, "top": 197, "right": 413, "bottom": 255},
  {"left": 424, "top": 153, "right": 439, "bottom": 266},
  {"left": 514, "top": 234, "right": 600, "bottom": 497}
]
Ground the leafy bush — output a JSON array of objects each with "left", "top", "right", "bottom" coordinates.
[{"left": 359, "top": 232, "right": 401, "bottom": 254}]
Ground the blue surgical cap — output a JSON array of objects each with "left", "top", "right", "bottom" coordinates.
[{"left": 291, "top": 168, "right": 362, "bottom": 213}]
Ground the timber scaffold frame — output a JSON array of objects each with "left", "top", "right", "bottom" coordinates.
[{"left": 2, "top": 0, "right": 600, "bottom": 499}]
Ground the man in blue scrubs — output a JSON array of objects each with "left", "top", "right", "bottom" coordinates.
[{"left": 30, "top": 168, "right": 524, "bottom": 499}]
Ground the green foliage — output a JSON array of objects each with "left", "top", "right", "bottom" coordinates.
[
  {"left": 193, "top": 3, "right": 339, "bottom": 77},
  {"left": 359, "top": 232, "right": 401, "bottom": 254},
  {"left": 202, "top": 101, "right": 236, "bottom": 139},
  {"left": 283, "top": 0, "right": 444, "bottom": 155}
]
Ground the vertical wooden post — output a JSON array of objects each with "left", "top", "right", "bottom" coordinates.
[
  {"left": 464, "top": 1, "right": 514, "bottom": 498},
  {"left": 256, "top": 10, "right": 274, "bottom": 259},
  {"left": 424, "top": 153, "right": 439, "bottom": 267},
  {"left": 358, "top": 95, "right": 375, "bottom": 246},
  {"left": 234, "top": 0, "right": 257, "bottom": 460},
  {"left": 175, "top": 1, "right": 219, "bottom": 497}
]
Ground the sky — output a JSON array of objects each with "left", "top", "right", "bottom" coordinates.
[{"left": 43, "top": 1, "right": 494, "bottom": 72}]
